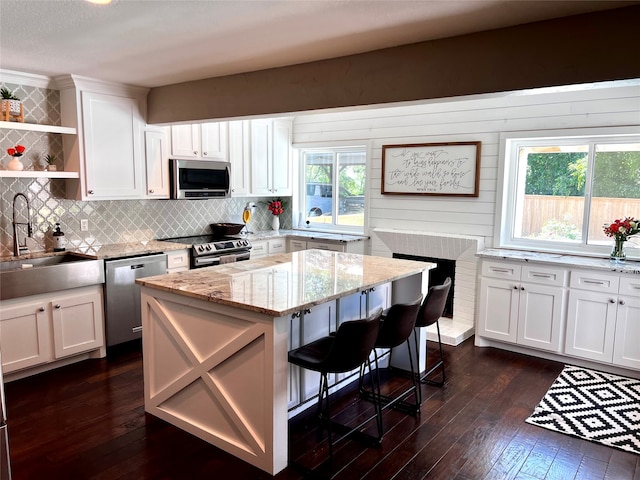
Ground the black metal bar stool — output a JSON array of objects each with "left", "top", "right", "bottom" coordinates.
[
  {"left": 359, "top": 297, "right": 422, "bottom": 416},
  {"left": 415, "top": 277, "right": 451, "bottom": 394},
  {"left": 288, "top": 308, "right": 383, "bottom": 477}
]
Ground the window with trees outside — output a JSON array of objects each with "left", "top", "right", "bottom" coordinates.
[
  {"left": 299, "top": 146, "right": 366, "bottom": 231},
  {"left": 497, "top": 128, "right": 640, "bottom": 258}
]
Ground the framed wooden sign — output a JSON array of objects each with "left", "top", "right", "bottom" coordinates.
[{"left": 381, "top": 141, "right": 481, "bottom": 196}]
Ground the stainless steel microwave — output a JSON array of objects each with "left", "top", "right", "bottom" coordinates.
[{"left": 169, "top": 159, "right": 231, "bottom": 199}]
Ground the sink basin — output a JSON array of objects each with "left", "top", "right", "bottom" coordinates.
[{"left": 0, "top": 254, "right": 105, "bottom": 300}]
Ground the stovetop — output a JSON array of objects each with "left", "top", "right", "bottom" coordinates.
[{"left": 161, "top": 234, "right": 251, "bottom": 256}]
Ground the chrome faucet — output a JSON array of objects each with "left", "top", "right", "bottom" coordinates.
[{"left": 12, "top": 192, "right": 33, "bottom": 256}]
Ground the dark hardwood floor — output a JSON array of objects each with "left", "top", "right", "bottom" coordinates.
[{"left": 4, "top": 338, "right": 639, "bottom": 480}]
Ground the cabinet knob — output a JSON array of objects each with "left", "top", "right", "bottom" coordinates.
[
  {"left": 39, "top": 306, "right": 45, "bottom": 312},
  {"left": 609, "top": 298, "right": 616, "bottom": 304},
  {"left": 88, "top": 190, "right": 94, "bottom": 195},
  {"left": 520, "top": 286, "right": 525, "bottom": 291},
  {"left": 194, "top": 151, "right": 198, "bottom": 155},
  {"left": 55, "top": 304, "right": 61, "bottom": 309},
  {"left": 619, "top": 299, "right": 626, "bottom": 305},
  {"left": 203, "top": 152, "right": 208, "bottom": 156},
  {"left": 513, "top": 286, "right": 519, "bottom": 290},
  {"left": 149, "top": 189, "right": 154, "bottom": 194}
]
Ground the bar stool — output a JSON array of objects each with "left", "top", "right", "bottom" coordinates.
[
  {"left": 359, "top": 297, "right": 422, "bottom": 416},
  {"left": 288, "top": 308, "right": 383, "bottom": 476},
  {"left": 415, "top": 277, "right": 451, "bottom": 392}
]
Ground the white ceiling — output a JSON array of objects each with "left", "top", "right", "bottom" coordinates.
[{"left": 1, "top": 0, "right": 638, "bottom": 88}]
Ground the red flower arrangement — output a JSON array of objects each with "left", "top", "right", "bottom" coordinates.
[
  {"left": 267, "top": 199, "right": 284, "bottom": 216},
  {"left": 7, "top": 144, "right": 26, "bottom": 157},
  {"left": 603, "top": 217, "right": 639, "bottom": 241}
]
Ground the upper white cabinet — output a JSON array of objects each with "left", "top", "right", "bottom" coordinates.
[
  {"left": 228, "top": 120, "right": 251, "bottom": 196},
  {"left": 57, "top": 75, "right": 149, "bottom": 200},
  {"left": 250, "top": 118, "right": 292, "bottom": 197},
  {"left": 170, "top": 122, "right": 228, "bottom": 161},
  {"left": 144, "top": 126, "right": 170, "bottom": 199}
]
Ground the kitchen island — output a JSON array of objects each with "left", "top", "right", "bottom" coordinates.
[{"left": 136, "top": 249, "right": 433, "bottom": 475}]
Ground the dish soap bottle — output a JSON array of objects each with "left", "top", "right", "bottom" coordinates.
[{"left": 53, "top": 223, "right": 67, "bottom": 252}]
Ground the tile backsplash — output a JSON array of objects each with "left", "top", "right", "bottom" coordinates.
[
  {"left": 0, "top": 80, "right": 290, "bottom": 257},
  {"left": 0, "top": 176, "right": 290, "bottom": 256}
]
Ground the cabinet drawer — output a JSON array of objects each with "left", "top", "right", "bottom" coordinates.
[
  {"left": 268, "top": 239, "right": 286, "bottom": 254},
  {"left": 288, "top": 239, "right": 307, "bottom": 252},
  {"left": 619, "top": 275, "right": 640, "bottom": 298},
  {"left": 570, "top": 270, "right": 620, "bottom": 294},
  {"left": 481, "top": 261, "right": 521, "bottom": 280},
  {"left": 166, "top": 249, "right": 189, "bottom": 271},
  {"left": 521, "top": 265, "right": 568, "bottom": 287},
  {"left": 251, "top": 241, "right": 267, "bottom": 258},
  {"left": 307, "top": 241, "right": 345, "bottom": 252}
]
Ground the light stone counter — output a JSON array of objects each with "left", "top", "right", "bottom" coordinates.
[
  {"left": 477, "top": 248, "right": 640, "bottom": 275},
  {"left": 136, "top": 249, "right": 429, "bottom": 316},
  {"left": 246, "top": 229, "right": 369, "bottom": 244},
  {"left": 137, "top": 250, "right": 432, "bottom": 475}
]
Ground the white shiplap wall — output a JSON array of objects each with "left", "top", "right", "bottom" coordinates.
[{"left": 292, "top": 81, "right": 640, "bottom": 258}]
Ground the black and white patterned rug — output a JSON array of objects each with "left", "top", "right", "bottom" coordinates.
[{"left": 526, "top": 365, "right": 640, "bottom": 455}]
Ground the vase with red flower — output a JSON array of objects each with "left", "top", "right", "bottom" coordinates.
[
  {"left": 267, "top": 199, "right": 284, "bottom": 231},
  {"left": 6, "top": 144, "right": 26, "bottom": 171},
  {"left": 603, "top": 216, "right": 639, "bottom": 263}
]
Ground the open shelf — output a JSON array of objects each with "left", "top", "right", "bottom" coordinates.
[
  {"left": 0, "top": 170, "right": 78, "bottom": 179},
  {"left": 0, "top": 121, "right": 76, "bottom": 135}
]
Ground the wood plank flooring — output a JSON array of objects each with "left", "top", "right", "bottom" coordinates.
[{"left": 4, "top": 338, "right": 639, "bottom": 480}]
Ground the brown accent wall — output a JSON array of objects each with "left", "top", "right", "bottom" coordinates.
[{"left": 147, "top": 6, "right": 640, "bottom": 125}]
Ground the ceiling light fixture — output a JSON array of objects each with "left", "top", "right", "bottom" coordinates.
[{"left": 86, "top": 0, "right": 113, "bottom": 5}]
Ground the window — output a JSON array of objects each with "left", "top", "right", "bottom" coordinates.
[
  {"left": 498, "top": 128, "right": 640, "bottom": 257},
  {"left": 299, "top": 146, "right": 367, "bottom": 231}
]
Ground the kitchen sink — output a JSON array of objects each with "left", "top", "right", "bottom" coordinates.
[{"left": 0, "top": 254, "right": 105, "bottom": 300}]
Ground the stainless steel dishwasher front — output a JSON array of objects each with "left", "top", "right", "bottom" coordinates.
[{"left": 104, "top": 253, "right": 167, "bottom": 347}]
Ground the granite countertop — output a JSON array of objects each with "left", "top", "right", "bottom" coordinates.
[
  {"left": 478, "top": 248, "right": 640, "bottom": 275},
  {"left": 136, "top": 249, "right": 432, "bottom": 317},
  {"left": 246, "top": 229, "right": 369, "bottom": 243},
  {"left": 0, "top": 240, "right": 187, "bottom": 263}
]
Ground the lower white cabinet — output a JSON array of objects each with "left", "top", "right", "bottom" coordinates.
[
  {"left": 0, "top": 285, "right": 105, "bottom": 374},
  {"left": 288, "top": 239, "right": 307, "bottom": 252},
  {"left": 477, "top": 261, "right": 567, "bottom": 353},
  {"left": 250, "top": 238, "right": 286, "bottom": 259},
  {"left": 565, "top": 271, "right": 640, "bottom": 369}
]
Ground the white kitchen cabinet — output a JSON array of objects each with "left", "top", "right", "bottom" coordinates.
[
  {"left": 228, "top": 120, "right": 250, "bottom": 196},
  {"left": 0, "top": 285, "right": 105, "bottom": 375},
  {"left": 165, "top": 249, "right": 190, "bottom": 273},
  {"left": 565, "top": 270, "right": 640, "bottom": 369},
  {"left": 170, "top": 122, "right": 228, "bottom": 161},
  {"left": 58, "top": 75, "right": 149, "bottom": 200},
  {"left": 51, "top": 287, "right": 104, "bottom": 359},
  {"left": 250, "top": 118, "right": 292, "bottom": 196},
  {"left": 144, "top": 126, "right": 170, "bottom": 198},
  {"left": 288, "top": 239, "right": 307, "bottom": 252},
  {"left": 477, "top": 260, "right": 567, "bottom": 353},
  {"left": 250, "top": 238, "right": 286, "bottom": 259},
  {"left": 0, "top": 297, "right": 52, "bottom": 373}
]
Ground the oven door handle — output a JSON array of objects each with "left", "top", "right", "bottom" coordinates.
[{"left": 193, "top": 256, "right": 221, "bottom": 268}]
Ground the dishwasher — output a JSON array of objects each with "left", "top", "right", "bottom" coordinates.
[{"left": 104, "top": 253, "right": 167, "bottom": 347}]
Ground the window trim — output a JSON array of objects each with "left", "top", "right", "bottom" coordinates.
[
  {"left": 293, "top": 141, "right": 371, "bottom": 234},
  {"left": 496, "top": 126, "right": 640, "bottom": 258}
]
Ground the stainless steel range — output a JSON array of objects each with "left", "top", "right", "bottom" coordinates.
[{"left": 161, "top": 234, "right": 252, "bottom": 269}]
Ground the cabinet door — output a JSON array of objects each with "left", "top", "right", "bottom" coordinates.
[
  {"left": 477, "top": 277, "right": 519, "bottom": 343},
  {"left": 517, "top": 283, "right": 566, "bottom": 352},
  {"left": 0, "top": 299, "right": 52, "bottom": 373},
  {"left": 170, "top": 124, "right": 200, "bottom": 157},
  {"left": 144, "top": 128, "right": 170, "bottom": 198},
  {"left": 201, "top": 122, "right": 228, "bottom": 160},
  {"left": 300, "top": 301, "right": 336, "bottom": 401},
  {"left": 229, "top": 120, "right": 250, "bottom": 196},
  {"left": 51, "top": 288, "right": 104, "bottom": 359},
  {"left": 271, "top": 119, "right": 292, "bottom": 196},
  {"left": 82, "top": 91, "right": 144, "bottom": 199},
  {"left": 250, "top": 119, "right": 272, "bottom": 195},
  {"left": 612, "top": 295, "right": 640, "bottom": 369},
  {"left": 565, "top": 289, "right": 617, "bottom": 362}
]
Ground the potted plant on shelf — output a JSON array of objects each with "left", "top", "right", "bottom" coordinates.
[
  {"left": 1, "top": 87, "right": 24, "bottom": 122},
  {"left": 6, "top": 144, "right": 26, "bottom": 171},
  {"left": 43, "top": 154, "right": 57, "bottom": 171}
]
